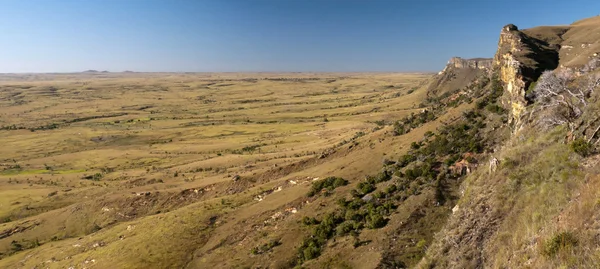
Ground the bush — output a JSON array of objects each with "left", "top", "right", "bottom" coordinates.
[
  {"left": 571, "top": 138, "right": 593, "bottom": 157},
  {"left": 298, "top": 238, "right": 321, "bottom": 262},
  {"left": 485, "top": 104, "right": 506, "bottom": 114},
  {"left": 411, "top": 142, "right": 421, "bottom": 150},
  {"left": 357, "top": 182, "right": 376, "bottom": 194},
  {"left": 542, "top": 231, "right": 577, "bottom": 257},
  {"left": 307, "top": 177, "right": 349, "bottom": 197},
  {"left": 384, "top": 184, "right": 397, "bottom": 194},
  {"left": 397, "top": 154, "right": 417, "bottom": 168},
  {"left": 302, "top": 216, "right": 319, "bottom": 226},
  {"left": 251, "top": 239, "right": 281, "bottom": 254},
  {"left": 336, "top": 221, "right": 356, "bottom": 236},
  {"left": 366, "top": 212, "right": 387, "bottom": 229}
]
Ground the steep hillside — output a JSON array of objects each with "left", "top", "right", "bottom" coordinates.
[
  {"left": 420, "top": 15, "right": 600, "bottom": 268},
  {"left": 426, "top": 57, "right": 492, "bottom": 98}
]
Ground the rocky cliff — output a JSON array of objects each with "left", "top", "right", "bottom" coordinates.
[
  {"left": 427, "top": 57, "right": 492, "bottom": 97},
  {"left": 493, "top": 24, "right": 565, "bottom": 128},
  {"left": 419, "top": 16, "right": 600, "bottom": 269},
  {"left": 444, "top": 57, "right": 493, "bottom": 72}
]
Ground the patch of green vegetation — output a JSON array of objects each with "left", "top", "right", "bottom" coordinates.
[
  {"left": 54, "top": 169, "right": 86, "bottom": 174},
  {"left": 297, "top": 76, "right": 504, "bottom": 265},
  {"left": 485, "top": 104, "right": 506, "bottom": 114},
  {"left": 307, "top": 177, "right": 349, "bottom": 197},
  {"left": 250, "top": 239, "right": 281, "bottom": 255},
  {"left": 9, "top": 238, "right": 40, "bottom": 254},
  {"left": 542, "top": 231, "right": 578, "bottom": 257},
  {"left": 393, "top": 110, "right": 437, "bottom": 136},
  {"left": 81, "top": 173, "right": 103, "bottom": 181},
  {"left": 570, "top": 138, "right": 593, "bottom": 157},
  {"left": 0, "top": 169, "right": 48, "bottom": 176}
]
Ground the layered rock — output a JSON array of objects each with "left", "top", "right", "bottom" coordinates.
[
  {"left": 428, "top": 57, "right": 492, "bottom": 97},
  {"left": 447, "top": 57, "right": 493, "bottom": 70},
  {"left": 493, "top": 24, "right": 563, "bottom": 128}
]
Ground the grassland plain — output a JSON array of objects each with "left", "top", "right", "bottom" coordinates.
[{"left": 0, "top": 72, "right": 446, "bottom": 268}]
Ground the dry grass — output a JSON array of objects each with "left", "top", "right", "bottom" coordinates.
[
  {"left": 0, "top": 72, "right": 439, "bottom": 268},
  {"left": 419, "top": 125, "right": 600, "bottom": 268}
]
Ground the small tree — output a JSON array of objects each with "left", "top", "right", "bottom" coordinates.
[{"left": 532, "top": 70, "right": 599, "bottom": 130}]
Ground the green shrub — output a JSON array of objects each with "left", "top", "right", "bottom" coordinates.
[
  {"left": 571, "top": 138, "right": 593, "bottom": 157},
  {"left": 411, "top": 142, "right": 421, "bottom": 150},
  {"left": 366, "top": 212, "right": 387, "bottom": 229},
  {"left": 397, "top": 154, "right": 417, "bottom": 168},
  {"left": 485, "top": 104, "right": 506, "bottom": 114},
  {"left": 373, "top": 191, "right": 385, "bottom": 199},
  {"left": 298, "top": 238, "right": 321, "bottom": 262},
  {"left": 543, "top": 231, "right": 577, "bottom": 257},
  {"left": 384, "top": 184, "right": 397, "bottom": 194},
  {"left": 307, "top": 177, "right": 349, "bottom": 197},
  {"left": 251, "top": 239, "right": 281, "bottom": 254},
  {"left": 302, "top": 216, "right": 319, "bottom": 226},
  {"left": 357, "top": 182, "right": 375, "bottom": 194},
  {"left": 336, "top": 221, "right": 356, "bottom": 236}
]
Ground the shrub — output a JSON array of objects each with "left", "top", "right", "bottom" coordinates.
[
  {"left": 485, "top": 104, "right": 506, "bottom": 114},
  {"left": 366, "top": 212, "right": 387, "bottom": 229},
  {"left": 336, "top": 221, "right": 356, "bottom": 236},
  {"left": 373, "top": 191, "right": 385, "bottom": 199},
  {"left": 346, "top": 199, "right": 365, "bottom": 210},
  {"left": 251, "top": 239, "right": 281, "bottom": 254},
  {"left": 357, "top": 182, "right": 376, "bottom": 194},
  {"left": 307, "top": 177, "right": 349, "bottom": 197},
  {"left": 411, "top": 142, "right": 421, "bottom": 150},
  {"left": 298, "top": 239, "right": 321, "bottom": 262},
  {"left": 397, "top": 154, "right": 417, "bottom": 168},
  {"left": 542, "top": 231, "right": 577, "bottom": 257},
  {"left": 384, "top": 184, "right": 397, "bottom": 194},
  {"left": 571, "top": 138, "right": 593, "bottom": 157},
  {"left": 302, "top": 216, "right": 319, "bottom": 226}
]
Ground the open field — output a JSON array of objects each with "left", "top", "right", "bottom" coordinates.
[{"left": 0, "top": 72, "right": 457, "bottom": 268}]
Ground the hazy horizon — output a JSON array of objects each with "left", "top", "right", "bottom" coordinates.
[{"left": 2, "top": 0, "right": 600, "bottom": 73}]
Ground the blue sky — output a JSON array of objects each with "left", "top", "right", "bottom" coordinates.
[{"left": 1, "top": 0, "right": 599, "bottom": 73}]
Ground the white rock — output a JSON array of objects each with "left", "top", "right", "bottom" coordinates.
[{"left": 452, "top": 205, "right": 460, "bottom": 214}]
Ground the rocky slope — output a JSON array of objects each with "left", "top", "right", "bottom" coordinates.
[
  {"left": 426, "top": 57, "right": 492, "bottom": 97},
  {"left": 419, "top": 15, "right": 600, "bottom": 269}
]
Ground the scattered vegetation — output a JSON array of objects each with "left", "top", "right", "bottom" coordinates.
[
  {"left": 307, "top": 177, "right": 349, "bottom": 197},
  {"left": 542, "top": 231, "right": 578, "bottom": 257},
  {"left": 250, "top": 239, "right": 281, "bottom": 255}
]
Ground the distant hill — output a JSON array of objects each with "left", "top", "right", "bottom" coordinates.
[{"left": 81, "top": 70, "right": 109, "bottom": 73}]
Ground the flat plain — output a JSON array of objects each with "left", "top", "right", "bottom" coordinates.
[{"left": 0, "top": 72, "right": 444, "bottom": 268}]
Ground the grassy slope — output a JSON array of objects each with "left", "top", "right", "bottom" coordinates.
[
  {"left": 0, "top": 72, "right": 449, "bottom": 268},
  {"left": 420, "top": 16, "right": 600, "bottom": 268}
]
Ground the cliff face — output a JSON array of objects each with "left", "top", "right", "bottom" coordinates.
[
  {"left": 420, "top": 16, "right": 600, "bottom": 269},
  {"left": 493, "top": 24, "right": 564, "bottom": 128},
  {"left": 446, "top": 57, "right": 493, "bottom": 71},
  {"left": 428, "top": 57, "right": 492, "bottom": 97},
  {"left": 493, "top": 25, "right": 531, "bottom": 127}
]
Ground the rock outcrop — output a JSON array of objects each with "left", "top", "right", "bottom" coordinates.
[
  {"left": 445, "top": 57, "right": 493, "bottom": 72},
  {"left": 493, "top": 24, "right": 564, "bottom": 128},
  {"left": 428, "top": 57, "right": 492, "bottom": 97}
]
